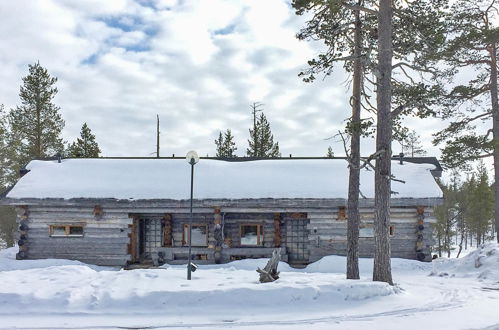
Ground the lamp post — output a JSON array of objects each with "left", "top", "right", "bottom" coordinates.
[{"left": 186, "top": 150, "right": 199, "bottom": 280}]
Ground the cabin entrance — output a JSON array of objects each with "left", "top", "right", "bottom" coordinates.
[
  {"left": 284, "top": 218, "right": 309, "bottom": 265},
  {"left": 138, "top": 217, "right": 163, "bottom": 259}
]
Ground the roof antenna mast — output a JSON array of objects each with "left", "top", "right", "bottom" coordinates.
[{"left": 156, "top": 114, "right": 160, "bottom": 158}]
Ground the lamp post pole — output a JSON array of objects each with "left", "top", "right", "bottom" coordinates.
[
  {"left": 187, "top": 158, "right": 195, "bottom": 280},
  {"left": 185, "top": 150, "right": 199, "bottom": 281}
]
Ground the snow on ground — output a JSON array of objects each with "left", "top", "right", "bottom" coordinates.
[{"left": 0, "top": 245, "right": 498, "bottom": 330}]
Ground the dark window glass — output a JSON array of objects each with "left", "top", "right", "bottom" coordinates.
[{"left": 69, "top": 226, "right": 83, "bottom": 236}]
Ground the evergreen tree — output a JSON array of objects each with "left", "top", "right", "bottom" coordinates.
[
  {"left": 431, "top": 0, "right": 499, "bottom": 243},
  {"left": 467, "top": 162, "right": 494, "bottom": 244},
  {"left": 247, "top": 113, "right": 280, "bottom": 157},
  {"left": 326, "top": 146, "right": 334, "bottom": 158},
  {"left": 0, "top": 105, "right": 10, "bottom": 189},
  {"left": 215, "top": 131, "right": 224, "bottom": 157},
  {"left": 9, "top": 62, "right": 65, "bottom": 165},
  {"left": 67, "top": 123, "right": 101, "bottom": 158},
  {"left": 215, "top": 129, "right": 237, "bottom": 158},
  {"left": 0, "top": 105, "right": 17, "bottom": 249},
  {"left": 402, "top": 130, "right": 427, "bottom": 157}
]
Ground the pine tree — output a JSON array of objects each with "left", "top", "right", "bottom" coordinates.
[
  {"left": 431, "top": 0, "right": 499, "bottom": 243},
  {"left": 467, "top": 162, "right": 494, "bottom": 244},
  {"left": 247, "top": 113, "right": 280, "bottom": 157},
  {"left": 215, "top": 129, "right": 237, "bottom": 158},
  {"left": 215, "top": 132, "right": 224, "bottom": 157},
  {"left": 0, "top": 105, "right": 10, "bottom": 189},
  {"left": 0, "top": 105, "right": 17, "bottom": 249},
  {"left": 9, "top": 62, "right": 65, "bottom": 165},
  {"left": 294, "top": 0, "right": 447, "bottom": 282},
  {"left": 326, "top": 146, "right": 334, "bottom": 158},
  {"left": 402, "top": 130, "right": 427, "bottom": 157},
  {"left": 67, "top": 123, "right": 101, "bottom": 158}
]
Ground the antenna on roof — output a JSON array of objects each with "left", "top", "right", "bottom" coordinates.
[{"left": 156, "top": 115, "right": 160, "bottom": 158}]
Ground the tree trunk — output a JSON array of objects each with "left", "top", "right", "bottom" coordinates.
[
  {"left": 373, "top": 0, "right": 393, "bottom": 285},
  {"left": 438, "top": 234, "right": 442, "bottom": 258},
  {"left": 489, "top": 44, "right": 499, "bottom": 244},
  {"left": 456, "top": 228, "right": 464, "bottom": 258},
  {"left": 346, "top": 0, "right": 363, "bottom": 280}
]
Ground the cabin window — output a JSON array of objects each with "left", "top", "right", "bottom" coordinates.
[
  {"left": 49, "top": 225, "right": 84, "bottom": 237},
  {"left": 359, "top": 224, "right": 395, "bottom": 237},
  {"left": 359, "top": 224, "right": 374, "bottom": 238},
  {"left": 183, "top": 224, "right": 208, "bottom": 247},
  {"left": 240, "top": 224, "right": 263, "bottom": 246},
  {"left": 337, "top": 206, "right": 347, "bottom": 220}
]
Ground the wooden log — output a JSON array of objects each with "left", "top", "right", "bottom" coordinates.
[{"left": 256, "top": 248, "right": 281, "bottom": 283}]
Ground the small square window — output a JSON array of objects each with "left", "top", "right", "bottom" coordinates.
[
  {"left": 69, "top": 226, "right": 84, "bottom": 236},
  {"left": 51, "top": 226, "right": 66, "bottom": 236},
  {"left": 240, "top": 224, "right": 263, "bottom": 246},
  {"left": 50, "top": 225, "right": 84, "bottom": 237},
  {"left": 183, "top": 224, "right": 208, "bottom": 247}
]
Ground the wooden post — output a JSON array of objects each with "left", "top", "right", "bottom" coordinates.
[
  {"left": 128, "top": 215, "right": 140, "bottom": 263},
  {"left": 214, "top": 208, "right": 223, "bottom": 263},
  {"left": 273, "top": 213, "right": 281, "bottom": 247},
  {"left": 163, "top": 214, "right": 172, "bottom": 247}
]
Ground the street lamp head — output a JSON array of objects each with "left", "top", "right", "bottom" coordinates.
[{"left": 186, "top": 150, "right": 200, "bottom": 165}]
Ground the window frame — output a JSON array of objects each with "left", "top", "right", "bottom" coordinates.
[
  {"left": 182, "top": 224, "right": 208, "bottom": 247},
  {"left": 49, "top": 224, "right": 84, "bottom": 238},
  {"left": 239, "top": 224, "right": 264, "bottom": 246},
  {"left": 359, "top": 224, "right": 395, "bottom": 238}
]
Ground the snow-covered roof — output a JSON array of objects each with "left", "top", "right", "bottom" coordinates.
[{"left": 5, "top": 158, "right": 443, "bottom": 200}]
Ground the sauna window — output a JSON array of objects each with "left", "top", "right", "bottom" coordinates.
[
  {"left": 240, "top": 224, "right": 263, "bottom": 246},
  {"left": 389, "top": 225, "right": 395, "bottom": 237},
  {"left": 337, "top": 206, "right": 347, "bottom": 220},
  {"left": 183, "top": 224, "right": 208, "bottom": 247},
  {"left": 49, "top": 225, "right": 84, "bottom": 237},
  {"left": 359, "top": 224, "right": 374, "bottom": 238}
]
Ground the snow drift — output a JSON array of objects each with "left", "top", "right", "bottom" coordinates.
[
  {"left": 431, "top": 243, "right": 499, "bottom": 282},
  {"left": 0, "top": 246, "right": 398, "bottom": 315}
]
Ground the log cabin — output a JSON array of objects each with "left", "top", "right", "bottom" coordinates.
[{"left": 0, "top": 157, "right": 443, "bottom": 267}]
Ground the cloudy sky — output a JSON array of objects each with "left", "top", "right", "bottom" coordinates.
[{"left": 0, "top": 0, "right": 445, "bottom": 158}]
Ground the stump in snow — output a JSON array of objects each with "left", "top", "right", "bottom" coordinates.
[{"left": 257, "top": 248, "right": 281, "bottom": 283}]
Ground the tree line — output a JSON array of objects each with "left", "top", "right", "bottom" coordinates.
[{"left": 435, "top": 161, "right": 495, "bottom": 258}]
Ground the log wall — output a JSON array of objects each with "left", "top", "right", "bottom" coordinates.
[
  {"left": 15, "top": 205, "right": 131, "bottom": 266},
  {"left": 11, "top": 199, "right": 438, "bottom": 266},
  {"left": 307, "top": 206, "right": 435, "bottom": 262}
]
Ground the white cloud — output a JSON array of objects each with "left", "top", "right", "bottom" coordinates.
[{"left": 0, "top": 0, "right": 446, "bottom": 161}]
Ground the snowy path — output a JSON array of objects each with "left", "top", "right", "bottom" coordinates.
[{"left": 0, "top": 245, "right": 498, "bottom": 330}]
